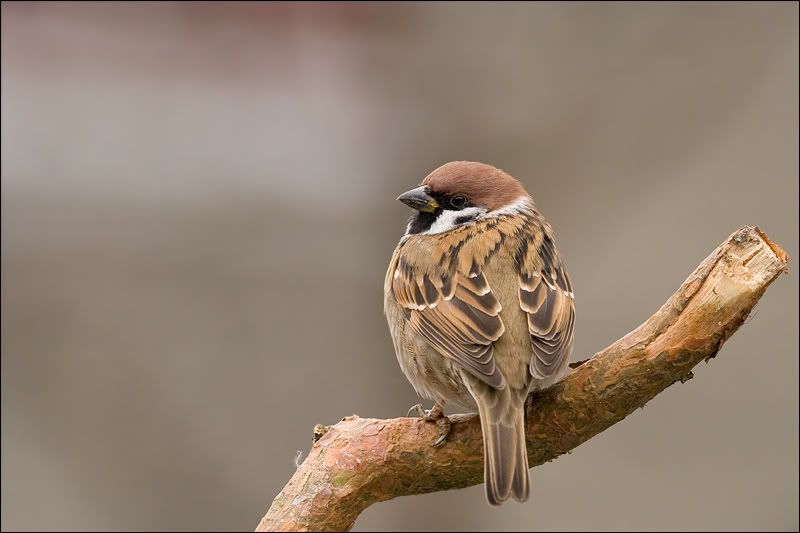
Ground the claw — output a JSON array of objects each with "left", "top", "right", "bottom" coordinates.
[
  {"left": 432, "top": 416, "right": 451, "bottom": 447},
  {"left": 406, "top": 401, "right": 451, "bottom": 447},
  {"left": 407, "top": 403, "right": 426, "bottom": 418}
]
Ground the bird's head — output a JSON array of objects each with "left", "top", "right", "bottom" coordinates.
[{"left": 398, "top": 161, "right": 530, "bottom": 235}]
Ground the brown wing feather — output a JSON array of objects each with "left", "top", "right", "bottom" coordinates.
[
  {"left": 391, "top": 239, "right": 507, "bottom": 390},
  {"left": 518, "top": 232, "right": 575, "bottom": 379}
]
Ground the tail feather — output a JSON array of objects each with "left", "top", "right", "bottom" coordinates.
[
  {"left": 476, "top": 398, "right": 530, "bottom": 505},
  {"left": 510, "top": 413, "right": 530, "bottom": 502}
]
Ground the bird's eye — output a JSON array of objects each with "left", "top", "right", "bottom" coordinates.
[{"left": 450, "top": 195, "right": 467, "bottom": 209}]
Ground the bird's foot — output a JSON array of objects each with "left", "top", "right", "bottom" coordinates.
[
  {"left": 406, "top": 401, "right": 451, "bottom": 447},
  {"left": 406, "top": 402, "right": 443, "bottom": 420}
]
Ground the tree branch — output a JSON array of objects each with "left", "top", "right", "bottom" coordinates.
[{"left": 256, "top": 226, "right": 789, "bottom": 532}]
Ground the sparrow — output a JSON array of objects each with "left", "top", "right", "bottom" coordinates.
[{"left": 384, "top": 161, "right": 575, "bottom": 505}]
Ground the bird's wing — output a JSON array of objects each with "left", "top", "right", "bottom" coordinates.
[
  {"left": 517, "top": 231, "right": 575, "bottom": 379},
  {"left": 389, "top": 233, "right": 507, "bottom": 389}
]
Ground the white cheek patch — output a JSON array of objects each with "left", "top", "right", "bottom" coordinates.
[
  {"left": 423, "top": 207, "right": 485, "bottom": 235},
  {"left": 487, "top": 196, "right": 532, "bottom": 217},
  {"left": 406, "top": 196, "right": 530, "bottom": 236}
]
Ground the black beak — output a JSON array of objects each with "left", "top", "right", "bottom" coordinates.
[{"left": 397, "top": 186, "right": 440, "bottom": 213}]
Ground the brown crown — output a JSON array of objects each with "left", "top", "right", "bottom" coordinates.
[{"left": 421, "top": 161, "right": 528, "bottom": 211}]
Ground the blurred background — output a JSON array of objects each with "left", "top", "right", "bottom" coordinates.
[{"left": 1, "top": 2, "right": 798, "bottom": 531}]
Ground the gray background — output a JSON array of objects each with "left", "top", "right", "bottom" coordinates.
[{"left": 2, "top": 2, "right": 797, "bottom": 531}]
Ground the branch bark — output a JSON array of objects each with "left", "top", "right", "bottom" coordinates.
[{"left": 256, "top": 226, "right": 789, "bottom": 532}]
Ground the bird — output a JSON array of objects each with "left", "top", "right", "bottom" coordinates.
[{"left": 384, "top": 161, "right": 575, "bottom": 505}]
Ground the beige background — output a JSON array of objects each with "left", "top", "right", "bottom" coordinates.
[{"left": 1, "top": 2, "right": 797, "bottom": 531}]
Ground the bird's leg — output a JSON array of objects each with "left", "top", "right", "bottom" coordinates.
[{"left": 406, "top": 401, "right": 451, "bottom": 447}]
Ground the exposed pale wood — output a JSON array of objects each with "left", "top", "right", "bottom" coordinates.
[{"left": 256, "top": 226, "right": 788, "bottom": 532}]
